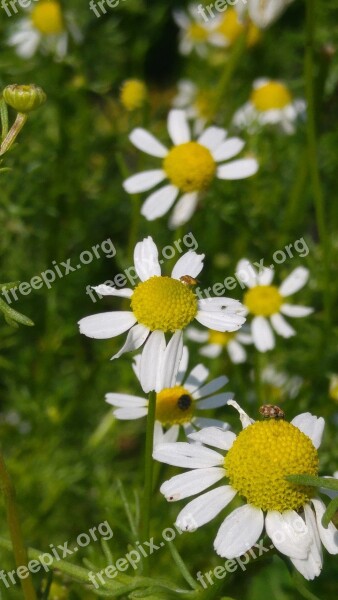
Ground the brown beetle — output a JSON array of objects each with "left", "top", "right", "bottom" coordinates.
[
  {"left": 180, "top": 275, "right": 198, "bottom": 286},
  {"left": 259, "top": 404, "right": 285, "bottom": 420}
]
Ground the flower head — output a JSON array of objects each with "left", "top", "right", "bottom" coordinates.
[
  {"left": 78, "top": 237, "right": 246, "bottom": 369},
  {"left": 186, "top": 326, "right": 252, "bottom": 364},
  {"left": 154, "top": 401, "right": 338, "bottom": 580},
  {"left": 120, "top": 79, "right": 147, "bottom": 111},
  {"left": 173, "top": 4, "right": 221, "bottom": 57},
  {"left": 123, "top": 109, "right": 258, "bottom": 228},
  {"left": 236, "top": 261, "right": 313, "bottom": 352}
]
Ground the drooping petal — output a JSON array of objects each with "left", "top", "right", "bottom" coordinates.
[
  {"left": 251, "top": 316, "right": 275, "bottom": 352},
  {"left": 265, "top": 510, "right": 312, "bottom": 559},
  {"left": 291, "top": 413, "right": 325, "bottom": 449},
  {"left": 188, "top": 428, "right": 235, "bottom": 450},
  {"left": 211, "top": 138, "right": 245, "bottom": 162},
  {"left": 167, "top": 110, "right": 191, "bottom": 145},
  {"left": 159, "top": 331, "right": 184, "bottom": 390},
  {"left": 153, "top": 442, "right": 224, "bottom": 469},
  {"left": 214, "top": 504, "right": 264, "bottom": 558},
  {"left": 129, "top": 128, "right": 168, "bottom": 157},
  {"left": 134, "top": 236, "right": 161, "bottom": 281},
  {"left": 78, "top": 312, "right": 136, "bottom": 339},
  {"left": 280, "top": 304, "right": 314, "bottom": 318},
  {"left": 141, "top": 185, "right": 179, "bottom": 221},
  {"left": 176, "top": 486, "right": 237, "bottom": 531},
  {"left": 311, "top": 498, "right": 338, "bottom": 554},
  {"left": 160, "top": 467, "right": 226, "bottom": 501},
  {"left": 198, "top": 127, "right": 227, "bottom": 151},
  {"left": 217, "top": 158, "right": 258, "bottom": 180},
  {"left": 279, "top": 267, "right": 309, "bottom": 297},
  {"left": 169, "top": 192, "right": 199, "bottom": 228},
  {"left": 270, "top": 313, "right": 296, "bottom": 338},
  {"left": 123, "top": 170, "right": 166, "bottom": 193},
  {"left": 111, "top": 323, "right": 150, "bottom": 360},
  {"left": 171, "top": 251, "right": 205, "bottom": 280},
  {"left": 227, "top": 400, "right": 254, "bottom": 429},
  {"left": 139, "top": 331, "right": 166, "bottom": 393},
  {"left": 290, "top": 504, "right": 322, "bottom": 580}
]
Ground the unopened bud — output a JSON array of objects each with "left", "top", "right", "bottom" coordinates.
[{"left": 3, "top": 84, "right": 47, "bottom": 113}]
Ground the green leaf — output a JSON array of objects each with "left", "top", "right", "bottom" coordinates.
[{"left": 0, "top": 297, "right": 34, "bottom": 327}]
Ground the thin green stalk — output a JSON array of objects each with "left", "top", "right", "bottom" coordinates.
[
  {"left": 213, "top": 32, "right": 247, "bottom": 117},
  {"left": 167, "top": 540, "right": 199, "bottom": 590},
  {"left": 305, "top": 0, "right": 331, "bottom": 328},
  {"left": 140, "top": 390, "right": 156, "bottom": 575},
  {"left": 0, "top": 113, "right": 28, "bottom": 157},
  {"left": 254, "top": 351, "right": 264, "bottom": 406},
  {"left": 0, "top": 453, "right": 37, "bottom": 600},
  {"left": 0, "top": 99, "right": 9, "bottom": 141}
]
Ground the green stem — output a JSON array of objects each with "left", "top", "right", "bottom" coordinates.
[
  {"left": 140, "top": 390, "right": 156, "bottom": 575},
  {"left": 0, "top": 99, "right": 9, "bottom": 141},
  {"left": 167, "top": 540, "right": 198, "bottom": 590},
  {"left": 254, "top": 351, "right": 264, "bottom": 406},
  {"left": 0, "top": 453, "right": 37, "bottom": 600},
  {"left": 0, "top": 113, "right": 28, "bottom": 157},
  {"left": 305, "top": 0, "right": 331, "bottom": 328},
  {"left": 213, "top": 32, "right": 247, "bottom": 117}
]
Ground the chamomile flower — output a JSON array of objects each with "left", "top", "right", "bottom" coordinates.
[
  {"left": 78, "top": 237, "right": 247, "bottom": 370},
  {"left": 210, "top": 8, "right": 261, "bottom": 49},
  {"left": 154, "top": 401, "right": 338, "bottom": 580},
  {"left": 173, "top": 4, "right": 221, "bottom": 57},
  {"left": 236, "top": 260, "right": 313, "bottom": 352},
  {"left": 8, "top": 1, "right": 80, "bottom": 60},
  {"left": 172, "top": 80, "right": 217, "bottom": 135},
  {"left": 233, "top": 78, "right": 306, "bottom": 135},
  {"left": 106, "top": 347, "right": 233, "bottom": 444},
  {"left": 186, "top": 326, "right": 252, "bottom": 364},
  {"left": 123, "top": 109, "right": 258, "bottom": 228},
  {"left": 235, "top": 0, "right": 295, "bottom": 29},
  {"left": 120, "top": 79, "right": 147, "bottom": 112}
]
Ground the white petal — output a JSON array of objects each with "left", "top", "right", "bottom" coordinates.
[
  {"left": 93, "top": 285, "right": 133, "bottom": 298},
  {"left": 139, "top": 331, "right": 166, "bottom": 393},
  {"left": 271, "top": 313, "right": 296, "bottom": 338},
  {"left": 251, "top": 316, "right": 275, "bottom": 352},
  {"left": 257, "top": 267, "right": 274, "bottom": 286},
  {"left": 279, "top": 267, "right": 310, "bottom": 297},
  {"left": 235, "top": 259, "right": 258, "bottom": 288},
  {"left": 167, "top": 110, "right": 191, "bottom": 145},
  {"left": 160, "top": 467, "right": 226, "bottom": 501},
  {"left": 161, "top": 424, "right": 180, "bottom": 444},
  {"left": 196, "top": 393, "right": 233, "bottom": 409},
  {"left": 153, "top": 442, "right": 224, "bottom": 468},
  {"left": 217, "top": 158, "right": 258, "bottom": 180},
  {"left": 159, "top": 331, "right": 184, "bottom": 389},
  {"left": 227, "top": 340, "right": 246, "bottom": 364},
  {"left": 227, "top": 400, "right": 254, "bottom": 429},
  {"left": 113, "top": 407, "right": 148, "bottom": 420},
  {"left": 176, "top": 486, "right": 236, "bottom": 531},
  {"left": 169, "top": 192, "right": 199, "bottom": 228},
  {"left": 184, "top": 364, "right": 209, "bottom": 393},
  {"left": 105, "top": 393, "right": 147, "bottom": 408},
  {"left": 185, "top": 327, "right": 209, "bottom": 343},
  {"left": 197, "top": 297, "right": 246, "bottom": 312},
  {"left": 311, "top": 498, "right": 338, "bottom": 554},
  {"left": 200, "top": 344, "right": 222, "bottom": 358},
  {"left": 196, "top": 310, "right": 245, "bottom": 332},
  {"left": 123, "top": 170, "right": 166, "bottom": 193},
  {"left": 265, "top": 510, "right": 312, "bottom": 559},
  {"left": 111, "top": 323, "right": 150, "bottom": 360},
  {"left": 134, "top": 236, "right": 161, "bottom": 281},
  {"left": 198, "top": 127, "right": 227, "bottom": 151},
  {"left": 212, "top": 138, "right": 245, "bottom": 162},
  {"left": 129, "top": 128, "right": 168, "bottom": 157},
  {"left": 78, "top": 312, "right": 136, "bottom": 339},
  {"left": 141, "top": 185, "right": 179, "bottom": 221},
  {"left": 214, "top": 505, "right": 264, "bottom": 558},
  {"left": 192, "top": 418, "right": 234, "bottom": 435},
  {"left": 291, "top": 413, "right": 325, "bottom": 449},
  {"left": 193, "top": 375, "right": 228, "bottom": 399},
  {"left": 176, "top": 345, "right": 189, "bottom": 385},
  {"left": 290, "top": 504, "right": 322, "bottom": 580},
  {"left": 281, "top": 304, "right": 314, "bottom": 318},
  {"left": 171, "top": 251, "right": 205, "bottom": 281},
  {"left": 188, "top": 428, "right": 235, "bottom": 450}
]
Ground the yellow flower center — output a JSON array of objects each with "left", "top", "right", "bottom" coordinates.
[
  {"left": 216, "top": 9, "right": 244, "bottom": 45},
  {"left": 120, "top": 79, "right": 147, "bottom": 111},
  {"left": 244, "top": 285, "right": 283, "bottom": 317},
  {"left": 188, "top": 22, "right": 209, "bottom": 42},
  {"left": 208, "top": 330, "right": 235, "bottom": 346},
  {"left": 31, "top": 1, "right": 64, "bottom": 35},
  {"left": 131, "top": 276, "right": 198, "bottom": 332},
  {"left": 251, "top": 82, "right": 292, "bottom": 111},
  {"left": 156, "top": 386, "right": 194, "bottom": 425},
  {"left": 163, "top": 142, "right": 216, "bottom": 193},
  {"left": 225, "top": 420, "right": 319, "bottom": 512}
]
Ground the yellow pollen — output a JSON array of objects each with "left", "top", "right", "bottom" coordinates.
[
  {"left": 208, "top": 329, "right": 235, "bottom": 346},
  {"left": 216, "top": 9, "right": 244, "bottom": 45},
  {"left": 120, "top": 79, "right": 147, "bottom": 111},
  {"left": 163, "top": 142, "right": 216, "bottom": 193},
  {"left": 188, "top": 22, "right": 209, "bottom": 42},
  {"left": 251, "top": 82, "right": 292, "bottom": 111},
  {"left": 225, "top": 420, "right": 319, "bottom": 512},
  {"left": 156, "top": 386, "right": 194, "bottom": 425},
  {"left": 131, "top": 276, "right": 198, "bottom": 333},
  {"left": 244, "top": 285, "right": 283, "bottom": 317},
  {"left": 31, "top": 1, "right": 64, "bottom": 35}
]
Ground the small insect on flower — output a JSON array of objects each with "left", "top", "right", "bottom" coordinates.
[
  {"left": 180, "top": 275, "right": 198, "bottom": 286},
  {"left": 259, "top": 404, "right": 285, "bottom": 420}
]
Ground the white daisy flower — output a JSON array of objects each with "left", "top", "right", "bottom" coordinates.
[
  {"left": 235, "top": 0, "right": 295, "bottom": 29},
  {"left": 172, "top": 80, "right": 215, "bottom": 136},
  {"left": 106, "top": 346, "right": 233, "bottom": 444},
  {"left": 78, "top": 236, "right": 247, "bottom": 386},
  {"left": 186, "top": 326, "right": 252, "bottom": 364},
  {"left": 154, "top": 400, "right": 338, "bottom": 581},
  {"left": 236, "top": 260, "right": 313, "bottom": 352},
  {"left": 8, "top": 1, "right": 81, "bottom": 60},
  {"left": 233, "top": 78, "right": 306, "bottom": 135},
  {"left": 173, "top": 4, "right": 221, "bottom": 57},
  {"left": 123, "top": 109, "right": 258, "bottom": 228}
]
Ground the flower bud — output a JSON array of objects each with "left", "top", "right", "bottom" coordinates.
[{"left": 2, "top": 84, "right": 47, "bottom": 113}]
